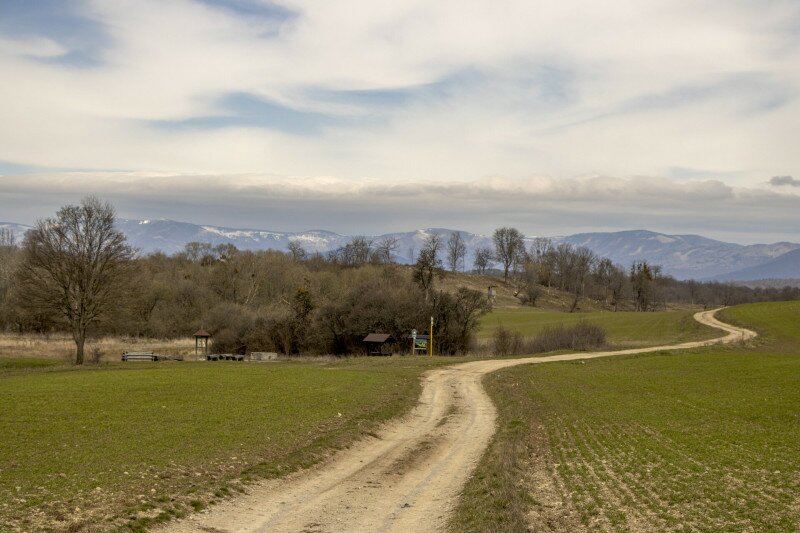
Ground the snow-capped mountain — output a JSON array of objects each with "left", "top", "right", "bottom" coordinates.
[
  {"left": 4, "top": 219, "right": 799, "bottom": 281},
  {"left": 559, "top": 230, "right": 800, "bottom": 280},
  {"left": 116, "top": 222, "right": 498, "bottom": 264},
  {"left": 115, "top": 219, "right": 350, "bottom": 255}
]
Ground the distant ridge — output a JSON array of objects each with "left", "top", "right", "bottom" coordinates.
[
  {"left": 714, "top": 248, "right": 800, "bottom": 282},
  {"left": 560, "top": 230, "right": 799, "bottom": 280},
  {"left": 3, "top": 220, "right": 799, "bottom": 281}
]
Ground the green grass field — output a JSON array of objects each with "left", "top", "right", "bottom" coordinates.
[
  {"left": 453, "top": 301, "right": 800, "bottom": 531},
  {"left": 0, "top": 356, "right": 462, "bottom": 531},
  {"left": 0, "top": 357, "right": 64, "bottom": 371},
  {"left": 478, "top": 307, "right": 718, "bottom": 347},
  {"left": 2, "top": 303, "right": 794, "bottom": 532},
  {"left": 720, "top": 300, "right": 800, "bottom": 343}
]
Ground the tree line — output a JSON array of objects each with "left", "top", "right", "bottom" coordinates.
[
  {"left": 471, "top": 227, "right": 800, "bottom": 312},
  {"left": 0, "top": 198, "right": 491, "bottom": 362},
  {"left": 0, "top": 199, "right": 797, "bottom": 363}
]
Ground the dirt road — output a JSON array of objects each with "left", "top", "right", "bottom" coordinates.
[{"left": 163, "top": 309, "right": 756, "bottom": 533}]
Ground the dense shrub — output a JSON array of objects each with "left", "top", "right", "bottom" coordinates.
[
  {"left": 491, "top": 321, "right": 606, "bottom": 356},
  {"left": 492, "top": 326, "right": 524, "bottom": 356},
  {"left": 528, "top": 321, "right": 606, "bottom": 353},
  {"left": 207, "top": 303, "right": 256, "bottom": 354},
  {"left": 516, "top": 285, "right": 541, "bottom": 307}
]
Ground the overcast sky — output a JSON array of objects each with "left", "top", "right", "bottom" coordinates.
[{"left": 1, "top": 0, "right": 799, "bottom": 243}]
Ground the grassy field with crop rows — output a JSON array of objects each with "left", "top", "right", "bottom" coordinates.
[{"left": 454, "top": 301, "right": 800, "bottom": 531}]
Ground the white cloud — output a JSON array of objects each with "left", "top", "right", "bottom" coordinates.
[
  {"left": 1, "top": 0, "right": 799, "bottom": 244},
  {"left": 0, "top": 0, "right": 797, "bottom": 183}
]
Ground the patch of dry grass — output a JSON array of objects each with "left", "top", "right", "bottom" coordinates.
[{"left": 0, "top": 333, "right": 196, "bottom": 362}]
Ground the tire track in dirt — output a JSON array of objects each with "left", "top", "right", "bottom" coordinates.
[{"left": 161, "top": 309, "right": 755, "bottom": 533}]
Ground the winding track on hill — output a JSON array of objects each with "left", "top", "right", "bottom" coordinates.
[{"left": 163, "top": 309, "right": 756, "bottom": 533}]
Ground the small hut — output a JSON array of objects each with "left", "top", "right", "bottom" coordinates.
[
  {"left": 363, "top": 333, "right": 396, "bottom": 356},
  {"left": 194, "top": 329, "right": 211, "bottom": 358}
]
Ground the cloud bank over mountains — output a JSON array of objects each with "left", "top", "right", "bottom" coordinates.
[{"left": 1, "top": 172, "right": 798, "bottom": 244}]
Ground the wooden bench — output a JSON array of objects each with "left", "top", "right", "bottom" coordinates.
[{"left": 121, "top": 352, "right": 159, "bottom": 362}]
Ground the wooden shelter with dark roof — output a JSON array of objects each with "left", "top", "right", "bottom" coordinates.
[{"left": 362, "top": 333, "right": 396, "bottom": 356}]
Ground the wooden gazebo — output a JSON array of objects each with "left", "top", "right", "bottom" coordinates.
[{"left": 363, "top": 333, "right": 395, "bottom": 356}]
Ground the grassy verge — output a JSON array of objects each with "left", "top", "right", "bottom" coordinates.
[
  {"left": 0, "top": 355, "right": 462, "bottom": 531},
  {"left": 0, "top": 357, "right": 65, "bottom": 371},
  {"left": 477, "top": 308, "right": 717, "bottom": 348},
  {"left": 453, "top": 302, "right": 800, "bottom": 532}
]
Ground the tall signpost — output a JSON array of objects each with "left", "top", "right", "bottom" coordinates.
[{"left": 429, "top": 316, "right": 434, "bottom": 357}]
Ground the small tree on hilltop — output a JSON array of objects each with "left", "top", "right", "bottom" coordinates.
[
  {"left": 413, "top": 235, "right": 444, "bottom": 302},
  {"left": 446, "top": 231, "right": 466, "bottom": 272},
  {"left": 493, "top": 227, "right": 525, "bottom": 282},
  {"left": 287, "top": 241, "right": 307, "bottom": 262},
  {"left": 14, "top": 197, "right": 134, "bottom": 364},
  {"left": 473, "top": 246, "right": 494, "bottom": 274}
]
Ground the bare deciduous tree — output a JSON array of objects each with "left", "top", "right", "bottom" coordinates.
[
  {"left": 568, "top": 246, "right": 596, "bottom": 312},
  {"left": 287, "top": 240, "right": 307, "bottom": 262},
  {"left": 593, "top": 258, "right": 626, "bottom": 311},
  {"left": 0, "top": 229, "right": 18, "bottom": 313},
  {"left": 493, "top": 227, "right": 525, "bottom": 281},
  {"left": 328, "top": 237, "right": 373, "bottom": 266},
  {"left": 473, "top": 247, "right": 494, "bottom": 274},
  {"left": 413, "top": 234, "right": 444, "bottom": 301},
  {"left": 423, "top": 233, "right": 443, "bottom": 263},
  {"left": 446, "top": 231, "right": 467, "bottom": 272},
  {"left": 374, "top": 236, "right": 398, "bottom": 264},
  {"left": 529, "top": 237, "right": 552, "bottom": 261},
  {"left": 630, "top": 261, "right": 663, "bottom": 311},
  {"left": 15, "top": 197, "right": 134, "bottom": 364},
  {"left": 0, "top": 228, "right": 15, "bottom": 248}
]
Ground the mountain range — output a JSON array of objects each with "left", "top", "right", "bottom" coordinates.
[
  {"left": 1, "top": 219, "right": 798, "bottom": 282},
  {"left": 559, "top": 230, "right": 799, "bottom": 280}
]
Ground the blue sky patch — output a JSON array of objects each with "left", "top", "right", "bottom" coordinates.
[
  {"left": 195, "top": 0, "right": 296, "bottom": 22},
  {"left": 150, "top": 92, "right": 344, "bottom": 135},
  {"left": 0, "top": 0, "right": 109, "bottom": 66},
  {"left": 0, "top": 160, "right": 47, "bottom": 175}
]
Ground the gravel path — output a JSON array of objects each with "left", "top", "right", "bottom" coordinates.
[{"left": 162, "top": 308, "right": 756, "bottom": 533}]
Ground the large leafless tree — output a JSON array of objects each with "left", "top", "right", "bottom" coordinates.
[{"left": 15, "top": 197, "right": 134, "bottom": 364}]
